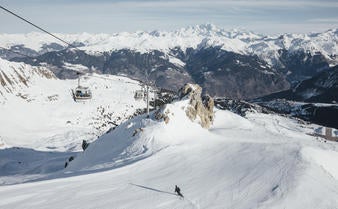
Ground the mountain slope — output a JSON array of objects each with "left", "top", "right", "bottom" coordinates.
[
  {"left": 0, "top": 58, "right": 149, "bottom": 151},
  {"left": 0, "top": 58, "right": 154, "bottom": 184},
  {"left": 257, "top": 65, "right": 338, "bottom": 103},
  {"left": 0, "top": 91, "right": 338, "bottom": 209},
  {"left": 0, "top": 58, "right": 55, "bottom": 97},
  {"left": 12, "top": 47, "right": 291, "bottom": 99},
  {"left": 185, "top": 47, "right": 289, "bottom": 98}
]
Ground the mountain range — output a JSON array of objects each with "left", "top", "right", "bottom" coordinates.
[{"left": 1, "top": 24, "right": 337, "bottom": 99}]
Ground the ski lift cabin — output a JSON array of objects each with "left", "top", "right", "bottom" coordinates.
[
  {"left": 73, "top": 86, "right": 92, "bottom": 101},
  {"left": 72, "top": 74, "right": 92, "bottom": 101},
  {"left": 134, "top": 90, "right": 144, "bottom": 100}
]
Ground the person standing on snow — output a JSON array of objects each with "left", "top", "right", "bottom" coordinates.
[{"left": 175, "top": 185, "right": 183, "bottom": 197}]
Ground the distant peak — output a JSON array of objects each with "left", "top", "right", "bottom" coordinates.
[
  {"left": 196, "top": 23, "right": 219, "bottom": 31},
  {"left": 177, "top": 23, "right": 222, "bottom": 34}
]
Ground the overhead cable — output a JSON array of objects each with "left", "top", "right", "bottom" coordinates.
[{"left": 0, "top": 5, "right": 80, "bottom": 50}]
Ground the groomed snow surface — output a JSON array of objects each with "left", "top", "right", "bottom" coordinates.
[{"left": 1, "top": 96, "right": 338, "bottom": 209}]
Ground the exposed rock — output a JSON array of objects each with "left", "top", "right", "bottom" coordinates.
[
  {"left": 154, "top": 109, "right": 170, "bottom": 124},
  {"left": 179, "top": 83, "right": 214, "bottom": 128}
]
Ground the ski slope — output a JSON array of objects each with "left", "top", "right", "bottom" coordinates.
[
  {"left": 0, "top": 58, "right": 152, "bottom": 184},
  {"left": 0, "top": 97, "right": 338, "bottom": 209},
  {"left": 0, "top": 58, "right": 147, "bottom": 151}
]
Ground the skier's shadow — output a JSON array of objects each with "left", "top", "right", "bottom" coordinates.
[{"left": 129, "top": 183, "right": 177, "bottom": 196}]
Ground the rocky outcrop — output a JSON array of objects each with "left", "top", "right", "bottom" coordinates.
[
  {"left": 154, "top": 109, "right": 170, "bottom": 124},
  {"left": 179, "top": 83, "right": 214, "bottom": 128}
]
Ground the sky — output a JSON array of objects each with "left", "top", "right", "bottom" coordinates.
[{"left": 0, "top": 0, "right": 337, "bottom": 35}]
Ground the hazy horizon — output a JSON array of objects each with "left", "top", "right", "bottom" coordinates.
[{"left": 1, "top": 0, "right": 337, "bottom": 35}]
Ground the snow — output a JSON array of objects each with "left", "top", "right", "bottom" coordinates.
[
  {"left": 302, "top": 147, "right": 338, "bottom": 180},
  {"left": 62, "top": 62, "right": 89, "bottom": 72},
  {"left": 1, "top": 86, "right": 338, "bottom": 209},
  {"left": 0, "top": 58, "right": 148, "bottom": 152},
  {"left": 168, "top": 56, "right": 185, "bottom": 67},
  {"left": 1, "top": 58, "right": 338, "bottom": 208}
]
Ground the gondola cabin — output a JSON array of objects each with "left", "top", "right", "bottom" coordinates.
[
  {"left": 134, "top": 90, "right": 144, "bottom": 100},
  {"left": 73, "top": 86, "right": 92, "bottom": 101},
  {"left": 72, "top": 74, "right": 92, "bottom": 101}
]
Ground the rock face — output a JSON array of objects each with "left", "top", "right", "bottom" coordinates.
[
  {"left": 0, "top": 58, "right": 56, "bottom": 97},
  {"left": 179, "top": 83, "right": 214, "bottom": 128},
  {"left": 154, "top": 108, "right": 170, "bottom": 124}
]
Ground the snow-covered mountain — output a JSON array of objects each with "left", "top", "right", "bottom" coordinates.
[
  {"left": 1, "top": 24, "right": 336, "bottom": 99},
  {"left": 0, "top": 58, "right": 55, "bottom": 97},
  {"left": 1, "top": 24, "right": 337, "bottom": 65},
  {"left": 1, "top": 81, "right": 338, "bottom": 209}
]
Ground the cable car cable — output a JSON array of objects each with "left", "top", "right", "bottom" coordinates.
[{"left": 0, "top": 5, "right": 81, "bottom": 50}]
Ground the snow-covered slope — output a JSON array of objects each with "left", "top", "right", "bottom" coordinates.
[
  {"left": 1, "top": 93, "right": 338, "bottom": 209},
  {"left": 0, "top": 58, "right": 55, "bottom": 97},
  {"left": 1, "top": 24, "right": 337, "bottom": 65},
  {"left": 0, "top": 58, "right": 151, "bottom": 184},
  {"left": 0, "top": 58, "right": 148, "bottom": 151}
]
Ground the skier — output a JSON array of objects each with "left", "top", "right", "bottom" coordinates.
[{"left": 175, "top": 185, "right": 183, "bottom": 197}]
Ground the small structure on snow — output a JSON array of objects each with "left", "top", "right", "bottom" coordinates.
[{"left": 314, "top": 127, "right": 338, "bottom": 141}]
